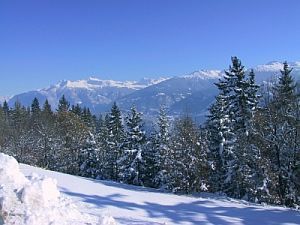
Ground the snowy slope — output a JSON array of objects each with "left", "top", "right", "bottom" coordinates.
[
  {"left": 0, "top": 153, "right": 116, "bottom": 225},
  {"left": 20, "top": 164, "right": 300, "bottom": 225}
]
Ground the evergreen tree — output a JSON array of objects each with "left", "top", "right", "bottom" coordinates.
[
  {"left": 81, "top": 107, "right": 95, "bottom": 130},
  {"left": 261, "top": 62, "right": 299, "bottom": 206},
  {"left": 206, "top": 91, "right": 231, "bottom": 192},
  {"left": 207, "top": 57, "right": 260, "bottom": 199},
  {"left": 80, "top": 132, "right": 100, "bottom": 178},
  {"left": 56, "top": 100, "right": 89, "bottom": 174},
  {"left": 233, "top": 68, "right": 261, "bottom": 200},
  {"left": 2, "top": 100, "right": 9, "bottom": 121},
  {"left": 42, "top": 100, "right": 53, "bottom": 118},
  {"left": 119, "top": 106, "right": 146, "bottom": 185},
  {"left": 168, "top": 115, "right": 209, "bottom": 193},
  {"left": 9, "top": 101, "right": 30, "bottom": 163},
  {"left": 31, "top": 97, "right": 41, "bottom": 117},
  {"left": 38, "top": 99, "right": 57, "bottom": 168},
  {"left": 206, "top": 57, "right": 239, "bottom": 193},
  {"left": 26, "top": 97, "right": 43, "bottom": 166},
  {"left": 152, "top": 105, "right": 171, "bottom": 188},
  {"left": 71, "top": 104, "right": 82, "bottom": 116},
  {"left": 0, "top": 105, "right": 9, "bottom": 148},
  {"left": 104, "top": 102, "right": 125, "bottom": 181},
  {"left": 57, "top": 95, "right": 70, "bottom": 113},
  {"left": 94, "top": 114, "right": 110, "bottom": 179}
]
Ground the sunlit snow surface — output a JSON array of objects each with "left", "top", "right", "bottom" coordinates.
[
  {"left": 0, "top": 153, "right": 115, "bottom": 225},
  {"left": 20, "top": 164, "right": 300, "bottom": 225}
]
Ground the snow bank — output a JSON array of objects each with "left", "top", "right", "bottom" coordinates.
[
  {"left": 0, "top": 153, "right": 27, "bottom": 190},
  {"left": 0, "top": 153, "right": 116, "bottom": 225}
]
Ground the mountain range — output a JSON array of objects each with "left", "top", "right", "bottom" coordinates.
[{"left": 4, "top": 61, "right": 300, "bottom": 122}]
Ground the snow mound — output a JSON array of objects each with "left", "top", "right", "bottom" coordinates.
[
  {"left": 21, "top": 174, "right": 60, "bottom": 208},
  {"left": 0, "top": 153, "right": 116, "bottom": 225},
  {"left": 0, "top": 153, "right": 27, "bottom": 190}
]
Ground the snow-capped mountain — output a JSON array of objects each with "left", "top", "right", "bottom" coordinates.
[
  {"left": 117, "top": 70, "right": 223, "bottom": 121},
  {"left": 253, "top": 61, "right": 300, "bottom": 82},
  {"left": 7, "top": 61, "right": 300, "bottom": 121},
  {"left": 8, "top": 77, "right": 168, "bottom": 112}
]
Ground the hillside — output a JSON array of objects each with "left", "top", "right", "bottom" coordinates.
[{"left": 19, "top": 163, "right": 300, "bottom": 225}]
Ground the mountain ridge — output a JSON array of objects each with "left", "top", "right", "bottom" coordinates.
[{"left": 5, "top": 61, "right": 300, "bottom": 121}]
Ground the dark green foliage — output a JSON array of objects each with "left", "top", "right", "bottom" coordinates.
[
  {"left": 57, "top": 95, "right": 70, "bottom": 112},
  {"left": 71, "top": 104, "right": 82, "bottom": 116},
  {"left": 31, "top": 97, "right": 41, "bottom": 116}
]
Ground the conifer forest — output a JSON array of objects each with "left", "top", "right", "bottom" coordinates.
[{"left": 1, "top": 57, "right": 299, "bottom": 208}]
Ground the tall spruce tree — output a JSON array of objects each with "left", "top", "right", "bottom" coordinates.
[
  {"left": 27, "top": 97, "right": 43, "bottom": 166},
  {"left": 31, "top": 97, "right": 41, "bottom": 117},
  {"left": 119, "top": 106, "right": 146, "bottom": 185},
  {"left": 207, "top": 57, "right": 260, "bottom": 199},
  {"left": 206, "top": 57, "right": 239, "bottom": 194},
  {"left": 2, "top": 100, "right": 9, "bottom": 122},
  {"left": 152, "top": 105, "right": 171, "bottom": 188},
  {"left": 9, "top": 101, "right": 30, "bottom": 163},
  {"left": 263, "top": 62, "right": 299, "bottom": 206},
  {"left": 71, "top": 104, "right": 82, "bottom": 116},
  {"left": 94, "top": 114, "right": 110, "bottom": 179},
  {"left": 105, "top": 102, "right": 125, "bottom": 181},
  {"left": 39, "top": 99, "right": 56, "bottom": 168},
  {"left": 57, "top": 95, "right": 70, "bottom": 113},
  {"left": 234, "top": 68, "right": 261, "bottom": 200},
  {"left": 56, "top": 96, "right": 89, "bottom": 174},
  {"left": 168, "top": 115, "right": 208, "bottom": 193},
  {"left": 80, "top": 132, "right": 100, "bottom": 179}
]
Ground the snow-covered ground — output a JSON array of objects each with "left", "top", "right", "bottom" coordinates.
[
  {"left": 18, "top": 163, "right": 300, "bottom": 225},
  {"left": 0, "top": 153, "right": 115, "bottom": 225}
]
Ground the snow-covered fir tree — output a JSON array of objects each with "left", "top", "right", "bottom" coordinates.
[
  {"left": 27, "top": 97, "right": 43, "bottom": 166},
  {"left": 168, "top": 115, "right": 209, "bottom": 193},
  {"left": 80, "top": 132, "right": 100, "bottom": 179},
  {"left": 105, "top": 102, "right": 125, "bottom": 181},
  {"left": 38, "top": 99, "right": 58, "bottom": 169},
  {"left": 206, "top": 89, "right": 232, "bottom": 192},
  {"left": 55, "top": 96, "right": 90, "bottom": 175},
  {"left": 256, "top": 62, "right": 300, "bottom": 206},
  {"left": 232, "top": 67, "right": 261, "bottom": 200},
  {"left": 8, "top": 101, "right": 30, "bottom": 163},
  {"left": 93, "top": 114, "right": 109, "bottom": 179},
  {"left": 206, "top": 57, "right": 238, "bottom": 194},
  {"left": 152, "top": 105, "right": 171, "bottom": 188},
  {"left": 119, "top": 106, "right": 146, "bottom": 185},
  {"left": 207, "top": 57, "right": 260, "bottom": 199},
  {"left": 57, "top": 95, "right": 70, "bottom": 113}
]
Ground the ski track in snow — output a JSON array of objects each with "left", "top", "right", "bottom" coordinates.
[{"left": 20, "top": 164, "right": 300, "bottom": 225}]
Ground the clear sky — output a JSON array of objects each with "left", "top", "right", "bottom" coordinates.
[{"left": 1, "top": 0, "right": 300, "bottom": 96}]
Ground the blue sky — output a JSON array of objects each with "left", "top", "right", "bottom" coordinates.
[{"left": 1, "top": 0, "right": 300, "bottom": 96}]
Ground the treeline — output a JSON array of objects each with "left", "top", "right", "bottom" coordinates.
[{"left": 0, "top": 57, "right": 299, "bottom": 208}]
